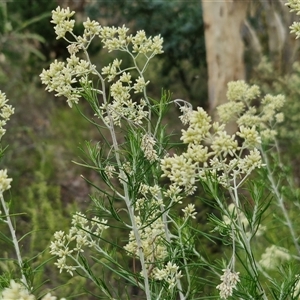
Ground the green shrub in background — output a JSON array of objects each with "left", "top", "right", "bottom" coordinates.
[{"left": 2, "top": 1, "right": 300, "bottom": 300}]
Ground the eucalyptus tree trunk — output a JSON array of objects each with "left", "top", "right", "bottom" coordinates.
[{"left": 202, "top": 0, "right": 249, "bottom": 119}]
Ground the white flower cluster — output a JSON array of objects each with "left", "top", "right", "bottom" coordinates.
[
  {"left": 182, "top": 203, "right": 197, "bottom": 220},
  {"left": 181, "top": 107, "right": 211, "bottom": 144},
  {"left": 293, "top": 275, "right": 300, "bottom": 298},
  {"left": 218, "top": 80, "right": 285, "bottom": 141},
  {"left": 124, "top": 215, "right": 167, "bottom": 275},
  {"left": 290, "top": 21, "right": 300, "bottom": 39},
  {"left": 0, "top": 92, "right": 14, "bottom": 193},
  {"left": 101, "top": 58, "right": 122, "bottom": 82},
  {"left": 100, "top": 66, "right": 150, "bottom": 127},
  {"left": 51, "top": 6, "right": 75, "bottom": 39},
  {"left": 161, "top": 81, "right": 285, "bottom": 192},
  {"left": 161, "top": 154, "right": 197, "bottom": 194},
  {"left": 125, "top": 185, "right": 186, "bottom": 290},
  {"left": 216, "top": 268, "right": 240, "bottom": 299},
  {"left": 152, "top": 261, "right": 183, "bottom": 290},
  {"left": 259, "top": 245, "right": 291, "bottom": 270},
  {"left": 287, "top": 0, "right": 300, "bottom": 38},
  {"left": 237, "top": 126, "right": 261, "bottom": 148},
  {"left": 141, "top": 133, "right": 159, "bottom": 162},
  {"left": 0, "top": 280, "right": 65, "bottom": 300},
  {"left": 0, "top": 169, "right": 12, "bottom": 192},
  {"left": 124, "top": 185, "right": 168, "bottom": 277},
  {"left": 41, "top": 7, "right": 163, "bottom": 132},
  {"left": 0, "top": 280, "right": 35, "bottom": 300},
  {"left": 99, "top": 26, "right": 163, "bottom": 55},
  {"left": 104, "top": 164, "right": 116, "bottom": 179},
  {"left": 50, "top": 212, "right": 108, "bottom": 275},
  {"left": 100, "top": 83, "right": 148, "bottom": 127},
  {"left": 163, "top": 184, "right": 183, "bottom": 204},
  {"left": 178, "top": 104, "right": 193, "bottom": 125},
  {"left": 0, "top": 91, "right": 14, "bottom": 140},
  {"left": 40, "top": 55, "right": 95, "bottom": 108},
  {"left": 286, "top": 0, "right": 300, "bottom": 13}
]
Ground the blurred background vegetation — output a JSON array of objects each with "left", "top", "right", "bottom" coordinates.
[{"left": 0, "top": 0, "right": 300, "bottom": 299}]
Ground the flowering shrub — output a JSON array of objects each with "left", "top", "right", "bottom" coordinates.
[{"left": 1, "top": 1, "right": 300, "bottom": 299}]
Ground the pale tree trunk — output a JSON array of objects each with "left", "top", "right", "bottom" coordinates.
[
  {"left": 202, "top": 0, "right": 249, "bottom": 118},
  {"left": 260, "top": 0, "right": 286, "bottom": 72}
]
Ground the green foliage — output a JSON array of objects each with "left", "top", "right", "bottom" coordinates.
[
  {"left": 6, "top": 0, "right": 57, "bottom": 62},
  {"left": 2, "top": 1, "right": 300, "bottom": 300},
  {"left": 0, "top": 2, "right": 47, "bottom": 63}
]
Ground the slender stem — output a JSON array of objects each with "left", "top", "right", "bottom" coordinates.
[
  {"left": 71, "top": 255, "right": 116, "bottom": 300},
  {"left": 100, "top": 91, "right": 151, "bottom": 299},
  {"left": 261, "top": 148, "right": 300, "bottom": 255},
  {"left": 192, "top": 248, "right": 221, "bottom": 277},
  {"left": 110, "top": 125, "right": 152, "bottom": 299},
  {"left": 159, "top": 194, "right": 171, "bottom": 243},
  {"left": 126, "top": 50, "right": 152, "bottom": 132},
  {"left": 0, "top": 193, "right": 28, "bottom": 287},
  {"left": 229, "top": 176, "right": 268, "bottom": 300},
  {"left": 177, "top": 223, "right": 191, "bottom": 299},
  {"left": 231, "top": 224, "right": 236, "bottom": 270}
]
